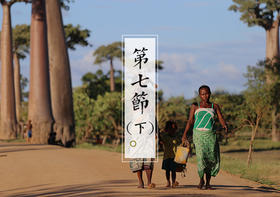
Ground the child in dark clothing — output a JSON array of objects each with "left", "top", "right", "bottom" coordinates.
[{"left": 160, "top": 120, "right": 180, "bottom": 188}]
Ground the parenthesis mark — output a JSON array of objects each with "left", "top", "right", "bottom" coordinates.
[
  {"left": 149, "top": 121, "right": 154, "bottom": 135},
  {"left": 126, "top": 121, "right": 132, "bottom": 135}
]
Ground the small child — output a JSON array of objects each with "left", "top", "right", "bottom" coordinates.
[
  {"left": 26, "top": 120, "right": 32, "bottom": 143},
  {"left": 160, "top": 120, "right": 180, "bottom": 188}
]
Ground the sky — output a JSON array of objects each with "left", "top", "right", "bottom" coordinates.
[{"left": 1, "top": 0, "right": 266, "bottom": 99}]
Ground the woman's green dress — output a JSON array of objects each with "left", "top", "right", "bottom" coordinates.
[{"left": 193, "top": 103, "right": 220, "bottom": 178}]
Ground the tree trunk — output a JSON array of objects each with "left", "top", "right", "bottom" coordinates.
[
  {"left": 265, "top": 20, "right": 279, "bottom": 61},
  {"left": 247, "top": 117, "right": 260, "bottom": 167},
  {"left": 102, "top": 135, "right": 107, "bottom": 145},
  {"left": 0, "top": 4, "right": 17, "bottom": 139},
  {"left": 45, "top": 0, "right": 75, "bottom": 147},
  {"left": 28, "top": 0, "right": 53, "bottom": 144},
  {"left": 265, "top": 20, "right": 280, "bottom": 142},
  {"left": 14, "top": 53, "right": 22, "bottom": 123},
  {"left": 110, "top": 58, "right": 115, "bottom": 92}
]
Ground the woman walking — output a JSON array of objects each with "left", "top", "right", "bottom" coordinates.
[{"left": 182, "top": 85, "right": 228, "bottom": 189}]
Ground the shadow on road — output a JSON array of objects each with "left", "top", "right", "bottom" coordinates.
[
  {"left": 212, "top": 185, "right": 279, "bottom": 193},
  {"left": 0, "top": 143, "right": 61, "bottom": 154},
  {"left": 1, "top": 180, "right": 279, "bottom": 197}
]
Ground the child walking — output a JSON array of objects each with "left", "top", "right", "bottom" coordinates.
[{"left": 160, "top": 120, "right": 180, "bottom": 188}]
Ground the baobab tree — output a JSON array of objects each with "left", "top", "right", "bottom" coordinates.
[
  {"left": 45, "top": 0, "right": 77, "bottom": 146},
  {"left": 0, "top": 0, "right": 29, "bottom": 139},
  {"left": 93, "top": 42, "right": 122, "bottom": 92},
  {"left": 5, "top": 22, "right": 89, "bottom": 144},
  {"left": 28, "top": 0, "right": 53, "bottom": 144},
  {"left": 229, "top": 0, "right": 280, "bottom": 141},
  {"left": 12, "top": 24, "right": 30, "bottom": 125}
]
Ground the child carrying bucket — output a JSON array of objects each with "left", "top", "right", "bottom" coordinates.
[{"left": 160, "top": 120, "right": 181, "bottom": 188}]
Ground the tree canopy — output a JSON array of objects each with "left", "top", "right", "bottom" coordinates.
[
  {"left": 93, "top": 41, "right": 122, "bottom": 64},
  {"left": 229, "top": 0, "right": 280, "bottom": 29},
  {"left": 64, "top": 24, "right": 91, "bottom": 50},
  {"left": 12, "top": 24, "right": 30, "bottom": 59}
]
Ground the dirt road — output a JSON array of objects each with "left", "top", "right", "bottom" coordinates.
[{"left": 0, "top": 142, "right": 279, "bottom": 197}]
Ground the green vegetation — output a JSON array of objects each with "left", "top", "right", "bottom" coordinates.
[
  {"left": 221, "top": 151, "right": 280, "bottom": 189},
  {"left": 93, "top": 42, "right": 122, "bottom": 92},
  {"left": 187, "top": 139, "right": 280, "bottom": 189},
  {"left": 220, "top": 138, "right": 280, "bottom": 152}
]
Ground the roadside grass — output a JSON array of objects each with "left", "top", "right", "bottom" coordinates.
[
  {"left": 188, "top": 152, "right": 279, "bottom": 190},
  {"left": 220, "top": 138, "right": 280, "bottom": 152},
  {"left": 221, "top": 151, "right": 280, "bottom": 189},
  {"left": 188, "top": 138, "right": 280, "bottom": 190}
]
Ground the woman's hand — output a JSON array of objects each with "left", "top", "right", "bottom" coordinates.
[
  {"left": 223, "top": 125, "right": 228, "bottom": 134},
  {"left": 182, "top": 136, "right": 190, "bottom": 147},
  {"left": 182, "top": 135, "right": 187, "bottom": 144}
]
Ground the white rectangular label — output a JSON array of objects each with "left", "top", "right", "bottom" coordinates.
[{"left": 124, "top": 36, "right": 156, "bottom": 158}]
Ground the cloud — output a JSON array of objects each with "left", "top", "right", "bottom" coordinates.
[
  {"left": 70, "top": 48, "right": 123, "bottom": 87},
  {"left": 160, "top": 53, "right": 196, "bottom": 73},
  {"left": 218, "top": 62, "right": 242, "bottom": 80},
  {"left": 70, "top": 49, "right": 96, "bottom": 87},
  {"left": 157, "top": 37, "right": 259, "bottom": 99}
]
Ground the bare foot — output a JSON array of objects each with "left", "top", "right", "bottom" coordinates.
[
  {"left": 197, "top": 179, "right": 204, "bottom": 190},
  {"left": 137, "top": 184, "right": 144, "bottom": 188},
  {"left": 205, "top": 185, "right": 215, "bottom": 190},
  {"left": 165, "top": 181, "right": 171, "bottom": 187},
  {"left": 148, "top": 183, "right": 156, "bottom": 189},
  {"left": 172, "top": 181, "right": 179, "bottom": 188},
  {"left": 137, "top": 181, "right": 144, "bottom": 188}
]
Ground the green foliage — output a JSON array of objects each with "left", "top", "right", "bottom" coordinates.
[
  {"left": 229, "top": 0, "right": 280, "bottom": 29},
  {"left": 92, "top": 92, "right": 122, "bottom": 138},
  {"left": 73, "top": 89, "right": 95, "bottom": 141},
  {"left": 8, "top": 23, "right": 90, "bottom": 57},
  {"left": 240, "top": 60, "right": 275, "bottom": 128},
  {"left": 93, "top": 42, "right": 122, "bottom": 64},
  {"left": 212, "top": 92, "right": 245, "bottom": 136},
  {"left": 220, "top": 151, "right": 280, "bottom": 189},
  {"left": 20, "top": 74, "right": 28, "bottom": 101},
  {"left": 12, "top": 24, "right": 30, "bottom": 59},
  {"left": 220, "top": 138, "right": 280, "bottom": 152},
  {"left": 64, "top": 24, "right": 91, "bottom": 50},
  {"left": 73, "top": 90, "right": 122, "bottom": 143},
  {"left": 81, "top": 69, "right": 122, "bottom": 99},
  {"left": 20, "top": 101, "right": 28, "bottom": 123},
  {"left": 60, "top": 0, "right": 74, "bottom": 11},
  {"left": 156, "top": 60, "right": 164, "bottom": 71},
  {"left": 265, "top": 58, "right": 280, "bottom": 110},
  {"left": 158, "top": 96, "right": 188, "bottom": 134}
]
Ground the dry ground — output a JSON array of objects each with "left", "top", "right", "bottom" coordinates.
[{"left": 0, "top": 142, "right": 279, "bottom": 197}]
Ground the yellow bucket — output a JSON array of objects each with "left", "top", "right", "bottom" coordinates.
[{"left": 174, "top": 146, "right": 190, "bottom": 164}]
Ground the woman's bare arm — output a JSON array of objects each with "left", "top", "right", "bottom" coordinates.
[{"left": 214, "top": 103, "right": 228, "bottom": 133}]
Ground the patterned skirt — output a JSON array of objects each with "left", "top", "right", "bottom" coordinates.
[
  {"left": 129, "top": 158, "right": 154, "bottom": 173},
  {"left": 193, "top": 128, "right": 220, "bottom": 178}
]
